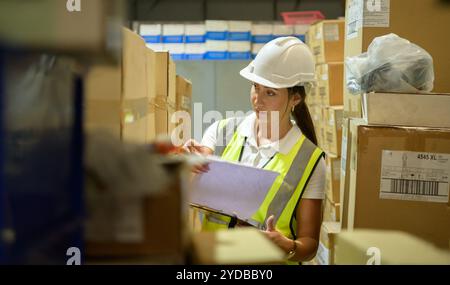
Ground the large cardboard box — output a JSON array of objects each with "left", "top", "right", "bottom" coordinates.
[
  {"left": 85, "top": 28, "right": 148, "bottom": 144},
  {"left": 176, "top": 76, "right": 193, "bottom": 115},
  {"left": 315, "top": 222, "right": 341, "bottom": 265},
  {"left": 310, "top": 20, "right": 345, "bottom": 64},
  {"left": 317, "top": 63, "right": 344, "bottom": 106},
  {"left": 167, "top": 59, "right": 177, "bottom": 136},
  {"left": 340, "top": 118, "right": 366, "bottom": 229},
  {"left": 190, "top": 228, "right": 285, "bottom": 265},
  {"left": 145, "top": 47, "right": 156, "bottom": 142},
  {"left": 362, "top": 92, "right": 450, "bottom": 128},
  {"left": 85, "top": 159, "right": 188, "bottom": 263},
  {"left": 153, "top": 51, "right": 176, "bottom": 136},
  {"left": 325, "top": 106, "right": 343, "bottom": 157},
  {"left": 347, "top": 123, "right": 450, "bottom": 248},
  {"left": 326, "top": 156, "right": 341, "bottom": 204},
  {"left": 0, "top": 0, "right": 124, "bottom": 58},
  {"left": 169, "top": 75, "right": 193, "bottom": 146},
  {"left": 335, "top": 230, "right": 450, "bottom": 265},
  {"left": 343, "top": 0, "right": 450, "bottom": 118}
]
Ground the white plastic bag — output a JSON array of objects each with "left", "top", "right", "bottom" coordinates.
[{"left": 345, "top": 33, "right": 434, "bottom": 94}]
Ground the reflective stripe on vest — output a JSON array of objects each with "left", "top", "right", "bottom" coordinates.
[{"left": 214, "top": 117, "right": 245, "bottom": 157}]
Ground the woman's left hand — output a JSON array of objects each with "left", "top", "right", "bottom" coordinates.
[{"left": 261, "top": 215, "right": 292, "bottom": 253}]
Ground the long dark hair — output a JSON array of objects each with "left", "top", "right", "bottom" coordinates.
[{"left": 288, "top": 86, "right": 318, "bottom": 146}]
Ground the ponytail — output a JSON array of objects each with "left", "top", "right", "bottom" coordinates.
[{"left": 288, "top": 86, "right": 318, "bottom": 146}]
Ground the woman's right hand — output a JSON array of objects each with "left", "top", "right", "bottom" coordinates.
[{"left": 183, "top": 139, "right": 213, "bottom": 174}]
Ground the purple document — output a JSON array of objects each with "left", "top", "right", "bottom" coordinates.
[{"left": 189, "top": 157, "right": 279, "bottom": 225}]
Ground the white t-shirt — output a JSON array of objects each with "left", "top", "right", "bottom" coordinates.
[{"left": 201, "top": 113, "right": 326, "bottom": 200}]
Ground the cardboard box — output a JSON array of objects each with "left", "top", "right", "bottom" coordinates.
[
  {"left": 171, "top": 76, "right": 193, "bottom": 145},
  {"left": 167, "top": 58, "right": 177, "bottom": 135},
  {"left": 323, "top": 195, "right": 341, "bottom": 223},
  {"left": 188, "top": 207, "right": 203, "bottom": 234},
  {"left": 310, "top": 20, "right": 345, "bottom": 64},
  {"left": 306, "top": 24, "right": 316, "bottom": 48},
  {"left": 345, "top": 0, "right": 450, "bottom": 94},
  {"left": 347, "top": 123, "right": 450, "bottom": 248},
  {"left": 145, "top": 47, "right": 156, "bottom": 142},
  {"left": 343, "top": 0, "right": 450, "bottom": 117},
  {"left": 315, "top": 222, "right": 341, "bottom": 265},
  {"left": 362, "top": 92, "right": 450, "bottom": 128},
  {"left": 317, "top": 63, "right": 344, "bottom": 106},
  {"left": 152, "top": 51, "right": 176, "bottom": 136},
  {"left": 325, "top": 106, "right": 343, "bottom": 157},
  {"left": 306, "top": 83, "right": 319, "bottom": 106},
  {"left": 85, "top": 159, "right": 188, "bottom": 263},
  {"left": 335, "top": 230, "right": 450, "bottom": 265},
  {"left": 343, "top": 91, "right": 362, "bottom": 119},
  {"left": 340, "top": 118, "right": 367, "bottom": 229},
  {"left": 0, "top": 0, "right": 124, "bottom": 57},
  {"left": 85, "top": 28, "right": 148, "bottom": 144},
  {"left": 176, "top": 76, "right": 193, "bottom": 114},
  {"left": 326, "top": 156, "right": 341, "bottom": 204},
  {"left": 190, "top": 228, "right": 285, "bottom": 265}
]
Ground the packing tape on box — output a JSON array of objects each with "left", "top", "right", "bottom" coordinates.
[
  {"left": 86, "top": 97, "right": 149, "bottom": 126},
  {"left": 122, "top": 97, "right": 149, "bottom": 125},
  {"left": 150, "top": 96, "right": 167, "bottom": 111},
  {"left": 167, "top": 98, "right": 177, "bottom": 112}
]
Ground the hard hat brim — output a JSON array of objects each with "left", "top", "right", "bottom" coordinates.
[{"left": 239, "top": 65, "right": 286, "bottom": 89}]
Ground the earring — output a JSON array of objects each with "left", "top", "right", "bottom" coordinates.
[{"left": 292, "top": 105, "right": 295, "bottom": 113}]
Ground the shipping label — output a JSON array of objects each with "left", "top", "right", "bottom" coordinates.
[
  {"left": 363, "top": 0, "right": 390, "bottom": 28},
  {"left": 380, "top": 150, "right": 450, "bottom": 203}
]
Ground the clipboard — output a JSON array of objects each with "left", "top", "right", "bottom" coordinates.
[
  {"left": 189, "top": 203, "right": 257, "bottom": 228},
  {"left": 189, "top": 157, "right": 279, "bottom": 229}
]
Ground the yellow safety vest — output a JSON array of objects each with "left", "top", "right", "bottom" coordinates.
[{"left": 201, "top": 117, "right": 324, "bottom": 262}]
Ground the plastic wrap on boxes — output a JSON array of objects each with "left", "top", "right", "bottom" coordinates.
[{"left": 345, "top": 33, "right": 434, "bottom": 94}]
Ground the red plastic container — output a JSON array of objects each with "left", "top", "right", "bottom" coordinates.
[{"left": 281, "top": 11, "right": 325, "bottom": 25}]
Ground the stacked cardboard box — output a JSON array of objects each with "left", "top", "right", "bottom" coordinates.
[
  {"left": 335, "top": 230, "right": 450, "bottom": 265},
  {"left": 85, "top": 28, "right": 148, "bottom": 144},
  {"left": 190, "top": 228, "right": 285, "bottom": 265},
  {"left": 85, "top": 158, "right": 189, "bottom": 264},
  {"left": 335, "top": 1, "right": 450, "bottom": 263},
  {"left": 84, "top": 28, "right": 194, "bottom": 263},
  {"left": 343, "top": 0, "right": 450, "bottom": 118},
  {"left": 339, "top": 116, "right": 450, "bottom": 249},
  {"left": 306, "top": 20, "right": 345, "bottom": 229},
  {"left": 86, "top": 28, "right": 192, "bottom": 144},
  {"left": 315, "top": 222, "right": 341, "bottom": 265},
  {"left": 304, "top": 20, "right": 346, "bottom": 265}
]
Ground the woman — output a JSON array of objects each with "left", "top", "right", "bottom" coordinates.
[{"left": 185, "top": 36, "right": 325, "bottom": 264}]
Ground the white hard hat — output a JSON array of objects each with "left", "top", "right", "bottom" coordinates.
[{"left": 240, "top": 36, "right": 316, "bottom": 89}]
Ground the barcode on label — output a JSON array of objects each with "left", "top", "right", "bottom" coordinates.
[
  {"left": 383, "top": 179, "right": 445, "bottom": 196},
  {"left": 380, "top": 178, "right": 449, "bottom": 203}
]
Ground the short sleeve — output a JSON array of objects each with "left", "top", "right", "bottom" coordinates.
[
  {"left": 200, "top": 120, "right": 220, "bottom": 152},
  {"left": 301, "top": 157, "right": 326, "bottom": 200}
]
